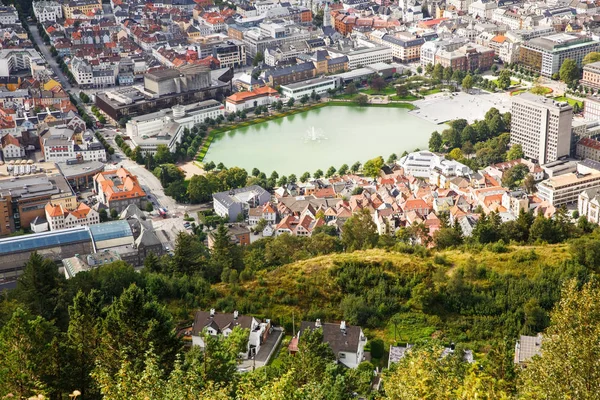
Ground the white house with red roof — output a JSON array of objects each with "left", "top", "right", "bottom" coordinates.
[
  {"left": 1, "top": 133, "right": 24, "bottom": 160},
  {"left": 225, "top": 86, "right": 279, "bottom": 113},
  {"left": 248, "top": 202, "right": 277, "bottom": 226},
  {"left": 45, "top": 201, "right": 99, "bottom": 231}
]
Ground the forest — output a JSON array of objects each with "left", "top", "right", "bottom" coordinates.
[{"left": 2, "top": 207, "right": 600, "bottom": 399}]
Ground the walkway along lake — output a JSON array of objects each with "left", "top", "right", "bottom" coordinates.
[{"left": 203, "top": 105, "right": 439, "bottom": 176}]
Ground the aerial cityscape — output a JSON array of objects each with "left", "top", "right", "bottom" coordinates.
[{"left": 1, "top": 0, "right": 600, "bottom": 396}]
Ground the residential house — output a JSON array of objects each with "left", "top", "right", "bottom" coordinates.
[
  {"left": 1, "top": 134, "right": 25, "bottom": 160},
  {"left": 248, "top": 202, "right": 277, "bottom": 225},
  {"left": 45, "top": 202, "right": 100, "bottom": 231},
  {"left": 213, "top": 185, "right": 271, "bottom": 221},
  {"left": 578, "top": 188, "right": 600, "bottom": 224}
]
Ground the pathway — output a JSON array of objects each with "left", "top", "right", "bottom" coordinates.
[{"left": 29, "top": 23, "right": 72, "bottom": 90}]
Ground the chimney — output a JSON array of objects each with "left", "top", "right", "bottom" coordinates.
[
  {"left": 233, "top": 310, "right": 239, "bottom": 319},
  {"left": 340, "top": 321, "right": 346, "bottom": 332},
  {"left": 315, "top": 318, "right": 321, "bottom": 327},
  {"left": 210, "top": 308, "right": 215, "bottom": 317}
]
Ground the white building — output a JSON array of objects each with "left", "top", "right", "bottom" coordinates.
[
  {"left": 1, "top": 134, "right": 25, "bottom": 160},
  {"left": 398, "top": 150, "right": 472, "bottom": 182},
  {"left": 70, "top": 57, "right": 118, "bottom": 88},
  {"left": 225, "top": 86, "right": 279, "bottom": 113},
  {"left": 213, "top": 185, "right": 271, "bottom": 221},
  {"left": 45, "top": 202, "right": 100, "bottom": 231},
  {"left": 509, "top": 93, "right": 573, "bottom": 165},
  {"left": 33, "top": 1, "right": 63, "bottom": 22},
  {"left": 419, "top": 38, "right": 469, "bottom": 67},
  {"left": 327, "top": 45, "right": 392, "bottom": 70},
  {"left": 0, "top": 5, "right": 18, "bottom": 25},
  {"left": 280, "top": 77, "right": 338, "bottom": 100},
  {"left": 295, "top": 320, "right": 368, "bottom": 369},
  {"left": 42, "top": 127, "right": 106, "bottom": 162},
  {"left": 0, "top": 49, "right": 45, "bottom": 77},
  {"left": 537, "top": 160, "right": 600, "bottom": 206},
  {"left": 579, "top": 188, "right": 600, "bottom": 224},
  {"left": 468, "top": 0, "right": 497, "bottom": 19},
  {"left": 191, "top": 309, "right": 272, "bottom": 359}
]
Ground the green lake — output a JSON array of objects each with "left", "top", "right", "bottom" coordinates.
[{"left": 203, "top": 105, "right": 439, "bottom": 176}]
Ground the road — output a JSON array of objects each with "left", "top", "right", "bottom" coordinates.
[{"left": 29, "top": 23, "right": 73, "bottom": 90}]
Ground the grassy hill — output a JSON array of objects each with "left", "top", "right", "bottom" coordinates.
[{"left": 212, "top": 243, "right": 575, "bottom": 364}]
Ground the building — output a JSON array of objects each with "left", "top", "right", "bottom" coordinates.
[
  {"left": 537, "top": 160, "right": 600, "bottom": 206},
  {"left": 293, "top": 320, "right": 368, "bottom": 369},
  {"left": 45, "top": 202, "right": 100, "bottom": 231},
  {"left": 0, "top": 173, "right": 76, "bottom": 235},
  {"left": 578, "top": 188, "right": 600, "bottom": 224},
  {"left": 501, "top": 190, "right": 529, "bottom": 215},
  {"left": 191, "top": 309, "right": 273, "bottom": 359},
  {"left": 62, "top": 250, "right": 121, "bottom": 279},
  {"left": 518, "top": 34, "right": 600, "bottom": 77},
  {"left": 41, "top": 126, "right": 106, "bottom": 163},
  {"left": 377, "top": 33, "right": 426, "bottom": 62},
  {"left": 225, "top": 86, "right": 279, "bottom": 113},
  {"left": 514, "top": 333, "right": 543, "bottom": 367},
  {"left": 144, "top": 64, "right": 212, "bottom": 97},
  {"left": 70, "top": 57, "right": 118, "bottom": 88},
  {"left": 56, "top": 160, "right": 105, "bottom": 190},
  {"left": 207, "top": 223, "right": 251, "bottom": 248},
  {"left": 398, "top": 150, "right": 472, "bottom": 182},
  {"left": 94, "top": 168, "right": 147, "bottom": 212},
  {"left": 248, "top": 202, "right": 277, "bottom": 225},
  {"left": 582, "top": 61, "right": 600, "bottom": 90},
  {"left": 280, "top": 77, "right": 338, "bottom": 100},
  {"left": 212, "top": 40, "right": 247, "bottom": 69},
  {"left": 0, "top": 5, "right": 18, "bottom": 24},
  {"left": 62, "top": 0, "right": 102, "bottom": 19},
  {"left": 127, "top": 100, "right": 224, "bottom": 155},
  {"left": 468, "top": 0, "right": 497, "bottom": 19},
  {"left": 0, "top": 226, "right": 93, "bottom": 279},
  {"left": 420, "top": 38, "right": 468, "bottom": 67},
  {"left": 576, "top": 137, "right": 600, "bottom": 161},
  {"left": 584, "top": 96, "right": 600, "bottom": 121},
  {"left": 262, "top": 62, "right": 316, "bottom": 87},
  {"left": 213, "top": 185, "right": 270, "bottom": 221},
  {"left": 509, "top": 93, "right": 573, "bottom": 164},
  {"left": 1, "top": 134, "right": 25, "bottom": 160},
  {"left": 434, "top": 43, "right": 495, "bottom": 72},
  {"left": 33, "top": 1, "right": 63, "bottom": 22},
  {"left": 0, "top": 49, "right": 45, "bottom": 78},
  {"left": 326, "top": 45, "right": 392, "bottom": 70}
]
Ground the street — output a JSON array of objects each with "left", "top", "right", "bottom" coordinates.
[{"left": 29, "top": 23, "right": 72, "bottom": 90}]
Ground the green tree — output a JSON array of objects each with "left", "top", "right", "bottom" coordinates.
[
  {"left": 370, "top": 76, "right": 386, "bottom": 93},
  {"left": 154, "top": 144, "right": 172, "bottom": 165},
  {"left": 583, "top": 52, "right": 600, "bottom": 65},
  {"left": 351, "top": 161, "right": 361, "bottom": 173},
  {"left": 396, "top": 84, "right": 409, "bottom": 97},
  {"left": 448, "top": 148, "right": 463, "bottom": 161},
  {"left": 99, "top": 208, "right": 109, "bottom": 222},
  {"left": 496, "top": 69, "right": 512, "bottom": 90},
  {"left": 462, "top": 74, "right": 474, "bottom": 91},
  {"left": 355, "top": 94, "right": 369, "bottom": 106},
  {"left": 287, "top": 97, "right": 295, "bottom": 107},
  {"left": 110, "top": 208, "right": 119, "bottom": 219},
  {"left": 146, "top": 202, "right": 154, "bottom": 212},
  {"left": 144, "top": 252, "right": 162, "bottom": 273},
  {"left": 188, "top": 175, "right": 215, "bottom": 204},
  {"left": 520, "top": 280, "right": 600, "bottom": 399},
  {"left": 429, "top": 131, "right": 443, "bottom": 152},
  {"left": 97, "top": 284, "right": 181, "bottom": 377},
  {"left": 171, "top": 231, "right": 209, "bottom": 276},
  {"left": 559, "top": 58, "right": 580, "bottom": 83},
  {"left": 345, "top": 83, "right": 357, "bottom": 95},
  {"left": 300, "top": 171, "right": 311, "bottom": 183},
  {"left": 211, "top": 223, "right": 242, "bottom": 275},
  {"left": 314, "top": 169, "right": 323, "bottom": 179},
  {"left": 341, "top": 209, "right": 378, "bottom": 251},
  {"left": 506, "top": 144, "right": 524, "bottom": 161},
  {"left": 338, "top": 164, "right": 349, "bottom": 175},
  {"left": 502, "top": 164, "right": 529, "bottom": 189},
  {"left": 326, "top": 166, "right": 336, "bottom": 178},
  {"left": 363, "top": 156, "right": 384, "bottom": 177},
  {"left": 432, "top": 63, "right": 444, "bottom": 80},
  {"left": 253, "top": 51, "right": 264, "bottom": 66},
  {"left": 204, "top": 161, "right": 216, "bottom": 171}
]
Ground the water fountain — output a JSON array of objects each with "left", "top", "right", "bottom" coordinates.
[{"left": 304, "top": 126, "right": 327, "bottom": 143}]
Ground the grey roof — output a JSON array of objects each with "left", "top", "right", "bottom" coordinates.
[
  {"left": 515, "top": 334, "right": 543, "bottom": 364},
  {"left": 135, "top": 227, "right": 161, "bottom": 247},
  {"left": 299, "top": 321, "right": 364, "bottom": 357},
  {"left": 191, "top": 310, "right": 256, "bottom": 336},
  {"left": 213, "top": 185, "right": 267, "bottom": 207},
  {"left": 382, "top": 34, "right": 425, "bottom": 47},
  {"left": 0, "top": 226, "right": 91, "bottom": 256},
  {"left": 388, "top": 344, "right": 413, "bottom": 366},
  {"left": 264, "top": 62, "right": 315, "bottom": 79},
  {"left": 89, "top": 220, "right": 133, "bottom": 242}
]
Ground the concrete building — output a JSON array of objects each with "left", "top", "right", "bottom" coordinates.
[
  {"left": 127, "top": 100, "right": 224, "bottom": 155},
  {"left": 57, "top": 160, "right": 105, "bottom": 190},
  {"left": 509, "top": 93, "right": 573, "bottom": 164},
  {"left": 144, "top": 64, "right": 212, "bottom": 97},
  {"left": 62, "top": 0, "right": 102, "bottom": 19},
  {"left": 369, "top": 31, "right": 425, "bottom": 62},
  {"left": 1, "top": 134, "right": 25, "bottom": 160},
  {"left": 468, "top": 0, "right": 497, "bottom": 19},
  {"left": 213, "top": 185, "right": 270, "bottom": 221},
  {"left": 326, "top": 45, "right": 392, "bottom": 70},
  {"left": 70, "top": 57, "right": 118, "bottom": 88},
  {"left": 584, "top": 96, "right": 600, "bottom": 121},
  {"left": 33, "top": 1, "right": 63, "bottom": 22},
  {"left": 94, "top": 168, "right": 147, "bottom": 212},
  {"left": 280, "top": 77, "right": 338, "bottom": 100},
  {"left": 419, "top": 38, "right": 468, "bottom": 67},
  {"left": 0, "top": 49, "right": 45, "bottom": 78},
  {"left": 42, "top": 126, "right": 106, "bottom": 163},
  {"left": 45, "top": 202, "right": 99, "bottom": 231},
  {"left": 576, "top": 137, "right": 600, "bottom": 161},
  {"left": 434, "top": 43, "right": 494, "bottom": 72},
  {"left": 62, "top": 250, "right": 121, "bottom": 279},
  {"left": 0, "top": 173, "right": 76, "bottom": 235},
  {"left": 212, "top": 40, "right": 247, "bottom": 69},
  {"left": 518, "top": 34, "right": 600, "bottom": 77},
  {"left": 0, "top": 5, "right": 18, "bottom": 24},
  {"left": 398, "top": 150, "right": 472, "bottom": 181},
  {"left": 225, "top": 86, "right": 279, "bottom": 113},
  {"left": 537, "top": 160, "right": 600, "bottom": 206},
  {"left": 582, "top": 61, "right": 600, "bottom": 90}
]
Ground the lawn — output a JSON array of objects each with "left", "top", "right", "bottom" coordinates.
[
  {"left": 554, "top": 95, "right": 583, "bottom": 108},
  {"left": 419, "top": 88, "right": 442, "bottom": 96},
  {"left": 362, "top": 86, "right": 397, "bottom": 96},
  {"left": 390, "top": 94, "right": 420, "bottom": 101}
]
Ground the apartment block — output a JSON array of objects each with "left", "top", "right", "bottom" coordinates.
[
  {"left": 538, "top": 160, "right": 600, "bottom": 206},
  {"left": 509, "top": 93, "right": 573, "bottom": 164},
  {"left": 582, "top": 61, "right": 600, "bottom": 90}
]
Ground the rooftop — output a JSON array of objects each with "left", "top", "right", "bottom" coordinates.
[{"left": 0, "top": 226, "right": 91, "bottom": 256}]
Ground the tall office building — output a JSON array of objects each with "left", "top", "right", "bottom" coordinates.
[{"left": 510, "top": 93, "right": 573, "bottom": 164}]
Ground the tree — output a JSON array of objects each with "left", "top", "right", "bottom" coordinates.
[
  {"left": 204, "top": 161, "right": 216, "bottom": 172},
  {"left": 462, "top": 74, "right": 474, "bottom": 92},
  {"left": 99, "top": 208, "right": 109, "bottom": 222},
  {"left": 300, "top": 172, "right": 311, "bottom": 183},
  {"left": 506, "top": 144, "right": 524, "bottom": 161},
  {"left": 97, "top": 284, "right": 181, "bottom": 377},
  {"left": 341, "top": 209, "right": 378, "bottom": 251},
  {"left": 370, "top": 76, "right": 386, "bottom": 93},
  {"left": 496, "top": 69, "right": 511, "bottom": 90},
  {"left": 345, "top": 83, "right": 357, "bottom": 95},
  {"left": 351, "top": 161, "right": 361, "bottom": 173},
  {"left": 154, "top": 144, "right": 172, "bottom": 165},
  {"left": 300, "top": 94, "right": 310, "bottom": 104},
  {"left": 211, "top": 223, "right": 242, "bottom": 275},
  {"left": 0, "top": 308, "right": 56, "bottom": 398},
  {"left": 355, "top": 94, "right": 369, "bottom": 106},
  {"left": 502, "top": 164, "right": 529, "bottom": 189},
  {"left": 287, "top": 98, "right": 295, "bottom": 107},
  {"left": 432, "top": 63, "right": 444, "bottom": 80},
  {"left": 520, "top": 280, "right": 600, "bottom": 399},
  {"left": 110, "top": 208, "right": 119, "bottom": 219},
  {"left": 253, "top": 51, "right": 264, "bottom": 66},
  {"left": 15, "top": 252, "right": 64, "bottom": 323},
  {"left": 362, "top": 156, "right": 384, "bottom": 178},
  {"left": 325, "top": 166, "right": 336, "bottom": 178},
  {"left": 583, "top": 52, "right": 600, "bottom": 65},
  {"left": 429, "top": 131, "right": 443, "bottom": 152},
  {"left": 338, "top": 164, "right": 349, "bottom": 176},
  {"left": 559, "top": 58, "right": 580, "bottom": 83},
  {"left": 314, "top": 169, "right": 323, "bottom": 179},
  {"left": 396, "top": 84, "right": 409, "bottom": 97},
  {"left": 171, "top": 231, "right": 209, "bottom": 276},
  {"left": 461, "top": 124, "right": 477, "bottom": 144},
  {"left": 448, "top": 148, "right": 463, "bottom": 161},
  {"left": 416, "top": 65, "right": 423, "bottom": 74}
]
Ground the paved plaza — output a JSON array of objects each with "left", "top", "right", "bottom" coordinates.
[{"left": 410, "top": 91, "right": 512, "bottom": 125}]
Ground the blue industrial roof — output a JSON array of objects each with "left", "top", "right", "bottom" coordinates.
[
  {"left": 0, "top": 227, "right": 92, "bottom": 256},
  {"left": 89, "top": 220, "right": 133, "bottom": 242}
]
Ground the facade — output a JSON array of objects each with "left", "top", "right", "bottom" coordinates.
[
  {"left": 62, "top": 250, "right": 122, "bottom": 279},
  {"left": 509, "top": 93, "right": 573, "bottom": 164},
  {"left": 518, "top": 34, "right": 600, "bottom": 77},
  {"left": 42, "top": 127, "right": 106, "bottom": 163},
  {"left": 398, "top": 150, "right": 472, "bottom": 181},
  {"left": 326, "top": 45, "right": 392, "bottom": 70},
  {"left": 579, "top": 188, "right": 600, "bottom": 224},
  {"left": 225, "top": 86, "right": 279, "bottom": 112},
  {"left": 212, "top": 40, "right": 247, "bottom": 69},
  {"left": 191, "top": 310, "right": 272, "bottom": 359},
  {"left": 262, "top": 62, "right": 316, "bottom": 87},
  {"left": 435, "top": 43, "right": 494, "bottom": 71},
  {"left": 62, "top": 0, "right": 102, "bottom": 19},
  {"left": 0, "top": 5, "right": 17, "bottom": 24},
  {"left": 420, "top": 38, "right": 468, "bottom": 67},
  {"left": 295, "top": 320, "right": 368, "bottom": 369},
  {"left": 0, "top": 49, "right": 45, "bottom": 78},
  {"left": 378, "top": 33, "right": 425, "bottom": 62},
  {"left": 94, "top": 168, "right": 147, "bottom": 212},
  {"left": 537, "top": 161, "right": 600, "bottom": 206},
  {"left": 1, "top": 134, "right": 25, "bottom": 160},
  {"left": 584, "top": 96, "right": 600, "bottom": 120},
  {"left": 582, "top": 61, "right": 600, "bottom": 90},
  {"left": 213, "top": 185, "right": 271, "bottom": 221},
  {"left": 280, "top": 77, "right": 338, "bottom": 100},
  {"left": 33, "top": 1, "right": 62, "bottom": 22},
  {"left": 70, "top": 57, "right": 118, "bottom": 88},
  {"left": 45, "top": 202, "right": 100, "bottom": 231},
  {"left": 577, "top": 137, "right": 600, "bottom": 161}
]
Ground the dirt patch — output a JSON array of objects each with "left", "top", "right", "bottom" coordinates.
[{"left": 178, "top": 161, "right": 205, "bottom": 179}]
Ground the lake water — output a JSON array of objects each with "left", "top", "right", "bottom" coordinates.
[{"left": 203, "top": 105, "right": 439, "bottom": 176}]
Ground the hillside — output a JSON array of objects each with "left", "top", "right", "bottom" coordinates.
[{"left": 214, "top": 243, "right": 576, "bottom": 362}]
